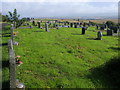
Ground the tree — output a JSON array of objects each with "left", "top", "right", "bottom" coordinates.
[{"left": 8, "top": 9, "right": 20, "bottom": 28}]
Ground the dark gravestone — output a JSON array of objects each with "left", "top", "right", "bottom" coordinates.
[
  {"left": 32, "top": 21, "right": 35, "bottom": 26},
  {"left": 74, "top": 24, "right": 77, "bottom": 28},
  {"left": 55, "top": 24, "right": 59, "bottom": 29},
  {"left": 100, "top": 25, "right": 105, "bottom": 30},
  {"left": 77, "top": 23, "right": 80, "bottom": 25},
  {"left": 96, "top": 25, "right": 99, "bottom": 29},
  {"left": 29, "top": 25, "right": 32, "bottom": 29},
  {"left": 111, "top": 26, "right": 118, "bottom": 33},
  {"left": 104, "top": 24, "right": 107, "bottom": 28},
  {"left": 107, "top": 29, "right": 113, "bottom": 36},
  {"left": 45, "top": 23, "right": 50, "bottom": 32},
  {"left": 37, "top": 22, "right": 40, "bottom": 28},
  {"left": 70, "top": 23, "right": 73, "bottom": 28},
  {"left": 64, "top": 22, "right": 66, "bottom": 25},
  {"left": 83, "top": 23, "right": 86, "bottom": 27},
  {"left": 82, "top": 27, "right": 86, "bottom": 34},
  {"left": 97, "top": 31, "right": 102, "bottom": 40}
]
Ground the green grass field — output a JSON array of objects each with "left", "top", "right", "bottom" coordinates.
[{"left": 2, "top": 23, "right": 119, "bottom": 88}]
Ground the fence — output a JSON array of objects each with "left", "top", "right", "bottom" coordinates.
[{"left": 8, "top": 39, "right": 16, "bottom": 88}]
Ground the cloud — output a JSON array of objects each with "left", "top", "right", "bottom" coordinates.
[
  {"left": 2, "top": 0, "right": 120, "bottom": 2},
  {"left": 2, "top": 2, "right": 118, "bottom": 18}
]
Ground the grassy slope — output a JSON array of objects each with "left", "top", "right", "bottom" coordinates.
[{"left": 13, "top": 24, "right": 119, "bottom": 88}]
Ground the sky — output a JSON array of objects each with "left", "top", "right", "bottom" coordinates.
[{"left": 1, "top": 0, "right": 119, "bottom": 18}]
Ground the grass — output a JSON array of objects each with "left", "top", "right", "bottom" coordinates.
[
  {"left": 13, "top": 23, "right": 119, "bottom": 88},
  {"left": 1, "top": 24, "right": 11, "bottom": 88},
  {"left": 2, "top": 22, "right": 119, "bottom": 88}
]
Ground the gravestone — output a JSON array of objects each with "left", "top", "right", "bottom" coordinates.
[
  {"left": 70, "top": 23, "right": 73, "bottom": 28},
  {"left": 74, "top": 24, "right": 77, "bottom": 28},
  {"left": 97, "top": 31, "right": 102, "bottom": 40},
  {"left": 64, "top": 22, "right": 66, "bottom": 25},
  {"left": 107, "top": 29, "right": 113, "bottom": 36},
  {"left": 104, "top": 24, "right": 107, "bottom": 28},
  {"left": 37, "top": 22, "right": 40, "bottom": 28},
  {"left": 82, "top": 27, "right": 86, "bottom": 34},
  {"left": 96, "top": 25, "right": 99, "bottom": 29},
  {"left": 32, "top": 21, "right": 35, "bottom": 26},
  {"left": 83, "top": 23, "right": 86, "bottom": 27},
  {"left": 111, "top": 26, "right": 118, "bottom": 33},
  {"left": 100, "top": 25, "right": 105, "bottom": 30},
  {"left": 45, "top": 23, "right": 50, "bottom": 32},
  {"left": 29, "top": 25, "right": 32, "bottom": 29}
]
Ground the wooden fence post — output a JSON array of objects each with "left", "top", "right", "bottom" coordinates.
[
  {"left": 10, "top": 24, "right": 14, "bottom": 42},
  {"left": 8, "top": 39, "right": 16, "bottom": 89}
]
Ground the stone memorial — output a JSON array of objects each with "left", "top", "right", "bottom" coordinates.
[
  {"left": 74, "top": 24, "right": 77, "bottom": 28},
  {"left": 82, "top": 27, "right": 86, "bottom": 34},
  {"left": 37, "top": 22, "right": 40, "bottom": 28},
  {"left": 32, "top": 21, "right": 35, "bottom": 26},
  {"left": 70, "top": 23, "right": 73, "bottom": 28},
  {"left": 97, "top": 31, "right": 102, "bottom": 40},
  {"left": 111, "top": 26, "right": 118, "bottom": 33},
  {"left": 45, "top": 23, "right": 50, "bottom": 32},
  {"left": 107, "top": 29, "right": 113, "bottom": 36},
  {"left": 29, "top": 25, "right": 32, "bottom": 29},
  {"left": 96, "top": 25, "right": 99, "bottom": 29}
]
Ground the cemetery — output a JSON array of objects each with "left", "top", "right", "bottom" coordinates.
[{"left": 1, "top": 8, "right": 120, "bottom": 89}]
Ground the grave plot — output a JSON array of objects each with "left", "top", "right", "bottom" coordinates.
[{"left": 13, "top": 23, "right": 119, "bottom": 88}]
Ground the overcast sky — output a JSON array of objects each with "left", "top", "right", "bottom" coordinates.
[{"left": 1, "top": 0, "right": 119, "bottom": 18}]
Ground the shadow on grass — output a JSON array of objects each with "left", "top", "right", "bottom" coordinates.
[
  {"left": 2, "top": 80, "right": 10, "bottom": 88},
  {"left": 33, "top": 31, "right": 44, "bottom": 32},
  {"left": 0, "top": 43, "right": 8, "bottom": 47},
  {"left": 71, "top": 33, "right": 83, "bottom": 35},
  {"left": 86, "top": 56, "right": 120, "bottom": 88},
  {"left": 2, "top": 35, "right": 11, "bottom": 37},
  {"left": 108, "top": 47, "right": 120, "bottom": 51},
  {"left": 86, "top": 38, "right": 100, "bottom": 40},
  {"left": 103, "top": 34, "right": 108, "bottom": 36},
  {"left": 2, "top": 60, "right": 9, "bottom": 68},
  {"left": 2, "top": 33, "right": 11, "bottom": 35}
]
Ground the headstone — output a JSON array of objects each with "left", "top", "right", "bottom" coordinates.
[
  {"left": 97, "top": 31, "right": 102, "bottom": 40},
  {"left": 74, "top": 24, "right": 77, "bottom": 28},
  {"left": 70, "top": 23, "right": 73, "bottom": 27},
  {"left": 32, "top": 21, "right": 35, "bottom": 26},
  {"left": 107, "top": 29, "right": 113, "bottom": 36},
  {"left": 37, "top": 22, "right": 40, "bottom": 28},
  {"left": 100, "top": 25, "right": 105, "bottom": 30},
  {"left": 82, "top": 27, "right": 86, "bottom": 34},
  {"left": 64, "top": 22, "right": 66, "bottom": 25},
  {"left": 96, "top": 25, "right": 99, "bottom": 29},
  {"left": 111, "top": 26, "right": 118, "bottom": 33},
  {"left": 83, "top": 23, "right": 86, "bottom": 27},
  {"left": 29, "top": 25, "right": 32, "bottom": 29},
  {"left": 45, "top": 23, "right": 50, "bottom": 32}
]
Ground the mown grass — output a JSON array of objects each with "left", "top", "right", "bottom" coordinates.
[
  {"left": 12, "top": 24, "right": 119, "bottom": 88},
  {"left": 2, "top": 22, "right": 119, "bottom": 88}
]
